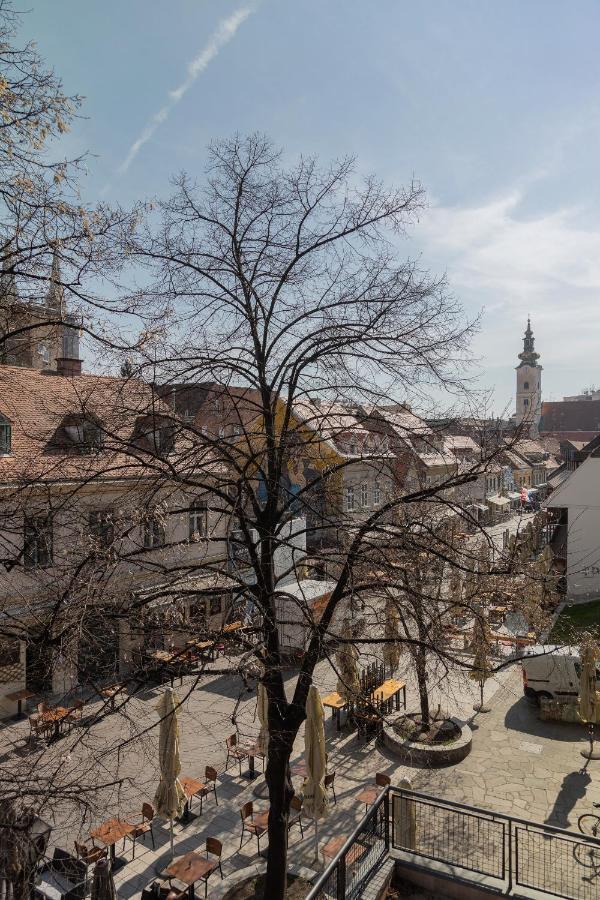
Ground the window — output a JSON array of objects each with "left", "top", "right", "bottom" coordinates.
[
  {"left": 0, "top": 640, "right": 20, "bottom": 667},
  {"left": 153, "top": 425, "right": 174, "bottom": 456},
  {"left": 89, "top": 510, "right": 115, "bottom": 551},
  {"left": 143, "top": 517, "right": 165, "bottom": 549},
  {"left": 188, "top": 502, "right": 207, "bottom": 541},
  {"left": 209, "top": 596, "right": 222, "bottom": 616},
  {"left": 345, "top": 486, "right": 355, "bottom": 512},
  {"left": 188, "top": 596, "right": 207, "bottom": 627},
  {"left": 64, "top": 419, "right": 103, "bottom": 453},
  {"left": 0, "top": 418, "right": 11, "bottom": 455},
  {"left": 360, "top": 482, "right": 369, "bottom": 508},
  {"left": 523, "top": 399, "right": 529, "bottom": 407},
  {"left": 218, "top": 426, "right": 225, "bottom": 439},
  {"left": 523, "top": 381, "right": 529, "bottom": 390},
  {"left": 24, "top": 516, "right": 53, "bottom": 569},
  {"left": 373, "top": 481, "right": 381, "bottom": 505}
]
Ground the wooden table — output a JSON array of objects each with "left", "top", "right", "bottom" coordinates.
[
  {"left": 186, "top": 639, "right": 216, "bottom": 661},
  {"left": 166, "top": 851, "right": 216, "bottom": 899},
  {"left": 5, "top": 688, "right": 35, "bottom": 720},
  {"left": 99, "top": 684, "right": 126, "bottom": 710},
  {"left": 322, "top": 691, "right": 348, "bottom": 732},
  {"left": 180, "top": 774, "right": 206, "bottom": 821},
  {"left": 240, "top": 741, "right": 262, "bottom": 780},
  {"left": 223, "top": 620, "right": 243, "bottom": 633},
  {"left": 370, "top": 678, "right": 407, "bottom": 714},
  {"left": 322, "top": 834, "right": 364, "bottom": 866},
  {"left": 90, "top": 817, "right": 135, "bottom": 869},
  {"left": 39, "top": 706, "right": 70, "bottom": 740}
]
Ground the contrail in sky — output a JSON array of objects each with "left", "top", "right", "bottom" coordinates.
[{"left": 117, "top": 6, "right": 253, "bottom": 175}]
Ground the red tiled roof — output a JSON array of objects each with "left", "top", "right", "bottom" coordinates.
[
  {"left": 540, "top": 399, "right": 600, "bottom": 434},
  {"left": 0, "top": 366, "right": 184, "bottom": 483}
]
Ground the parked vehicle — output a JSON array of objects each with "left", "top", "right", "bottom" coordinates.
[{"left": 521, "top": 645, "right": 600, "bottom": 702}]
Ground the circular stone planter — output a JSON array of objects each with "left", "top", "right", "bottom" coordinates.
[{"left": 383, "top": 714, "right": 472, "bottom": 767}]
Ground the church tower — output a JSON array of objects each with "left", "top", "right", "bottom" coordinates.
[{"left": 515, "top": 318, "right": 542, "bottom": 436}]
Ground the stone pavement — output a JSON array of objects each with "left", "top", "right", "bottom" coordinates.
[{"left": 0, "top": 649, "right": 596, "bottom": 898}]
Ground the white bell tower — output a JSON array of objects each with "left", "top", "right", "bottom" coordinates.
[{"left": 515, "top": 318, "right": 542, "bottom": 436}]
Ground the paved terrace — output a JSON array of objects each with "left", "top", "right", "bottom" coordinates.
[{"left": 0, "top": 651, "right": 595, "bottom": 898}]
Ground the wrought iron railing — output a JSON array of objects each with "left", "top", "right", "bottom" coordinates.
[
  {"left": 306, "top": 786, "right": 600, "bottom": 900},
  {"left": 305, "top": 788, "right": 389, "bottom": 900}
]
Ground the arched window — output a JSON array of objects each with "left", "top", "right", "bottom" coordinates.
[
  {"left": 523, "top": 381, "right": 529, "bottom": 390},
  {"left": 0, "top": 415, "right": 11, "bottom": 455}
]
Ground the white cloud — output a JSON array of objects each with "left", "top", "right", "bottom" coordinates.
[{"left": 117, "top": 6, "right": 253, "bottom": 175}]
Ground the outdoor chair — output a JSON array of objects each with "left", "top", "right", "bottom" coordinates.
[
  {"left": 239, "top": 801, "right": 267, "bottom": 853},
  {"left": 226, "top": 733, "right": 249, "bottom": 776},
  {"left": 324, "top": 772, "right": 337, "bottom": 805},
  {"left": 66, "top": 699, "right": 85, "bottom": 728},
  {"left": 196, "top": 837, "right": 224, "bottom": 898},
  {"left": 35, "top": 848, "right": 88, "bottom": 900},
  {"left": 288, "top": 795, "right": 304, "bottom": 838},
  {"left": 356, "top": 772, "right": 391, "bottom": 809},
  {"left": 197, "top": 766, "right": 219, "bottom": 812},
  {"left": 73, "top": 840, "right": 107, "bottom": 883},
  {"left": 29, "top": 714, "right": 53, "bottom": 744},
  {"left": 124, "top": 802, "right": 156, "bottom": 858}
]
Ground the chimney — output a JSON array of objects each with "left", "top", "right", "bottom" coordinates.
[{"left": 56, "top": 357, "right": 82, "bottom": 377}]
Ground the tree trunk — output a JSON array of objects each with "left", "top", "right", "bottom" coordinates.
[
  {"left": 263, "top": 731, "right": 295, "bottom": 899},
  {"left": 416, "top": 651, "right": 430, "bottom": 730}
]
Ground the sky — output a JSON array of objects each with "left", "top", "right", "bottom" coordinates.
[{"left": 23, "top": 0, "right": 600, "bottom": 413}]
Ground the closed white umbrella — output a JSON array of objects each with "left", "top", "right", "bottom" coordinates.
[
  {"left": 256, "top": 683, "right": 269, "bottom": 758},
  {"left": 383, "top": 599, "right": 401, "bottom": 677},
  {"left": 90, "top": 858, "right": 117, "bottom": 900},
  {"left": 303, "top": 685, "right": 328, "bottom": 864},
  {"left": 154, "top": 688, "right": 186, "bottom": 859},
  {"left": 393, "top": 777, "right": 416, "bottom": 850}
]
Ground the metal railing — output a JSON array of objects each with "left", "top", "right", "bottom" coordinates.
[
  {"left": 392, "top": 788, "right": 600, "bottom": 900},
  {"left": 305, "top": 788, "right": 389, "bottom": 900},
  {"left": 306, "top": 787, "right": 600, "bottom": 900}
]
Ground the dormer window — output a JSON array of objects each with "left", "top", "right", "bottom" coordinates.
[
  {"left": 134, "top": 416, "right": 175, "bottom": 457},
  {"left": 0, "top": 416, "right": 11, "bottom": 455},
  {"left": 64, "top": 418, "right": 103, "bottom": 453}
]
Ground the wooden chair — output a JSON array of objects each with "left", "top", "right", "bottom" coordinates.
[
  {"left": 239, "top": 801, "right": 267, "bottom": 853},
  {"left": 226, "top": 733, "right": 249, "bottom": 776},
  {"left": 74, "top": 840, "right": 107, "bottom": 882},
  {"left": 198, "top": 838, "right": 224, "bottom": 898},
  {"left": 124, "top": 802, "right": 155, "bottom": 859},
  {"left": 288, "top": 795, "right": 304, "bottom": 838},
  {"left": 356, "top": 772, "right": 391, "bottom": 809},
  {"left": 37, "top": 701, "right": 49, "bottom": 715},
  {"left": 324, "top": 772, "right": 337, "bottom": 805},
  {"left": 66, "top": 699, "right": 85, "bottom": 727},
  {"left": 29, "top": 714, "right": 52, "bottom": 743},
  {"left": 198, "top": 766, "right": 219, "bottom": 813}
]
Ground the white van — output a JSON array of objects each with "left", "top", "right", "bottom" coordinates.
[{"left": 521, "top": 645, "right": 600, "bottom": 702}]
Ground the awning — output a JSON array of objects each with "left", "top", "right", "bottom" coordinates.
[
  {"left": 475, "top": 503, "right": 489, "bottom": 513},
  {"left": 488, "top": 495, "right": 510, "bottom": 507},
  {"left": 508, "top": 492, "right": 521, "bottom": 500},
  {"left": 135, "top": 573, "right": 237, "bottom": 609},
  {"left": 528, "top": 488, "right": 539, "bottom": 495}
]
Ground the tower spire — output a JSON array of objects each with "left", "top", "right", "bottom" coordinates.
[{"left": 45, "top": 246, "right": 65, "bottom": 316}]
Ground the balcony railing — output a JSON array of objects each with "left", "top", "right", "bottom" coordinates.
[{"left": 306, "top": 786, "right": 600, "bottom": 900}]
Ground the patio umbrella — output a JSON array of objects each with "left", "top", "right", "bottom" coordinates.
[
  {"left": 303, "top": 685, "right": 328, "bottom": 864},
  {"left": 383, "top": 599, "right": 401, "bottom": 676},
  {"left": 256, "top": 682, "right": 269, "bottom": 758},
  {"left": 578, "top": 633, "right": 600, "bottom": 760},
  {"left": 154, "top": 687, "right": 186, "bottom": 859},
  {"left": 336, "top": 624, "right": 360, "bottom": 703},
  {"left": 91, "top": 858, "right": 117, "bottom": 900},
  {"left": 393, "top": 777, "right": 417, "bottom": 850}
]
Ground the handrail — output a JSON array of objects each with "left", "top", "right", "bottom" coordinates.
[{"left": 304, "top": 785, "right": 390, "bottom": 900}]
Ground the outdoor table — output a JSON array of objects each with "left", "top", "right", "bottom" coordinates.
[
  {"left": 186, "top": 639, "right": 216, "bottom": 662},
  {"left": 90, "top": 817, "right": 135, "bottom": 870},
  {"left": 370, "top": 678, "right": 406, "bottom": 714},
  {"left": 223, "top": 620, "right": 243, "bottom": 633},
  {"left": 179, "top": 774, "right": 206, "bottom": 821},
  {"left": 5, "top": 688, "right": 35, "bottom": 720},
  {"left": 39, "top": 706, "right": 70, "bottom": 741},
  {"left": 322, "top": 691, "right": 348, "bottom": 732},
  {"left": 240, "top": 741, "right": 261, "bottom": 780},
  {"left": 166, "top": 851, "right": 216, "bottom": 899},
  {"left": 99, "top": 684, "right": 126, "bottom": 710},
  {"left": 322, "top": 834, "right": 363, "bottom": 866}
]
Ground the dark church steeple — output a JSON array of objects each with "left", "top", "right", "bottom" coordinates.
[{"left": 518, "top": 317, "right": 540, "bottom": 367}]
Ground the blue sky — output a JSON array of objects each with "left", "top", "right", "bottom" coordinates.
[{"left": 26, "top": 1, "right": 600, "bottom": 413}]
